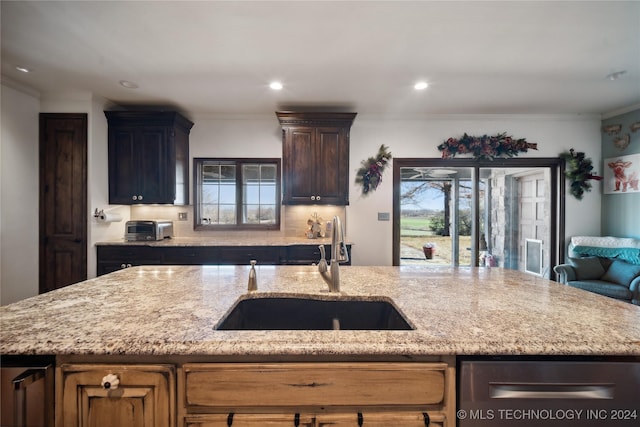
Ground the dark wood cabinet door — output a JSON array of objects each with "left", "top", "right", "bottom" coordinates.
[
  {"left": 283, "top": 128, "right": 315, "bottom": 204},
  {"left": 137, "top": 127, "right": 171, "bottom": 203},
  {"left": 108, "top": 127, "right": 138, "bottom": 204},
  {"left": 314, "top": 127, "right": 349, "bottom": 204}
]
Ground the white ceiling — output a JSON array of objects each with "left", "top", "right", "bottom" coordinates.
[{"left": 2, "top": 1, "right": 639, "bottom": 118}]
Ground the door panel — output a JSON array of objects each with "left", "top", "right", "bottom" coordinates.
[
  {"left": 138, "top": 127, "right": 168, "bottom": 203},
  {"left": 110, "top": 129, "right": 137, "bottom": 202},
  {"left": 39, "top": 114, "right": 87, "bottom": 293}
]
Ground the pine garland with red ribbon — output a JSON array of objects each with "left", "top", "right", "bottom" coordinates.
[
  {"left": 355, "top": 144, "right": 392, "bottom": 195},
  {"left": 438, "top": 132, "right": 538, "bottom": 160}
]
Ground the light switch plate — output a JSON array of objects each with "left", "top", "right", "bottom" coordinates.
[
  {"left": 377, "top": 212, "right": 390, "bottom": 221},
  {"left": 178, "top": 212, "right": 188, "bottom": 221}
]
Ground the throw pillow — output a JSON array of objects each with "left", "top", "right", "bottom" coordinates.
[
  {"left": 601, "top": 260, "right": 640, "bottom": 287},
  {"left": 568, "top": 257, "right": 605, "bottom": 280}
]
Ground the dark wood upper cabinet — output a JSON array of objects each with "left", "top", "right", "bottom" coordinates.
[
  {"left": 277, "top": 112, "right": 356, "bottom": 205},
  {"left": 105, "top": 111, "right": 193, "bottom": 205}
]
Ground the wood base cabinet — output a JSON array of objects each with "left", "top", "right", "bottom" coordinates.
[
  {"left": 58, "top": 364, "right": 175, "bottom": 427},
  {"left": 181, "top": 362, "right": 452, "bottom": 427}
]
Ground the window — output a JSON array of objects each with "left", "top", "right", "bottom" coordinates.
[{"left": 194, "top": 158, "right": 281, "bottom": 229}]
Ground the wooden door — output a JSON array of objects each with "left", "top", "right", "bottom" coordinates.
[
  {"left": 517, "top": 172, "right": 548, "bottom": 276},
  {"left": 39, "top": 113, "right": 87, "bottom": 293},
  {"left": 59, "top": 364, "right": 175, "bottom": 427}
]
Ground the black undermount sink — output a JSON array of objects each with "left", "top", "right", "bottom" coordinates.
[{"left": 215, "top": 296, "right": 414, "bottom": 331}]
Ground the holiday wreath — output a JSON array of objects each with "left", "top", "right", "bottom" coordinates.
[
  {"left": 438, "top": 132, "right": 538, "bottom": 160},
  {"left": 560, "top": 149, "right": 602, "bottom": 200},
  {"left": 355, "top": 144, "right": 392, "bottom": 195}
]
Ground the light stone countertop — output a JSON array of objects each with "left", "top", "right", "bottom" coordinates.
[
  {"left": 95, "top": 236, "right": 342, "bottom": 246},
  {"left": 1, "top": 265, "right": 639, "bottom": 357}
]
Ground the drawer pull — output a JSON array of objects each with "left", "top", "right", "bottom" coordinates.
[
  {"left": 227, "top": 413, "right": 234, "bottom": 426},
  {"left": 101, "top": 373, "right": 119, "bottom": 390},
  {"left": 294, "top": 413, "right": 300, "bottom": 426},
  {"left": 357, "top": 412, "right": 363, "bottom": 426},
  {"left": 423, "top": 412, "right": 430, "bottom": 425}
]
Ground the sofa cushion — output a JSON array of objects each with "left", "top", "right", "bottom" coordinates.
[
  {"left": 568, "top": 257, "right": 605, "bottom": 280},
  {"left": 567, "top": 280, "right": 633, "bottom": 300},
  {"left": 601, "top": 260, "right": 640, "bottom": 287}
]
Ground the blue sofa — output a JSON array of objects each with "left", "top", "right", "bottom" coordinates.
[{"left": 553, "top": 236, "right": 640, "bottom": 305}]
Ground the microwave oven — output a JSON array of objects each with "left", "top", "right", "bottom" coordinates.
[{"left": 125, "top": 220, "right": 174, "bottom": 241}]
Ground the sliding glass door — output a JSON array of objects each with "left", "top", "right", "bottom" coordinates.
[{"left": 393, "top": 158, "right": 564, "bottom": 279}]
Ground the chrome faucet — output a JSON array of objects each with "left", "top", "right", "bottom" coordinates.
[{"left": 318, "top": 216, "right": 349, "bottom": 292}]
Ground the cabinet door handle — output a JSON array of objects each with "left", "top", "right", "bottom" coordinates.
[
  {"left": 316, "top": 195, "right": 321, "bottom": 201},
  {"left": 132, "top": 195, "right": 138, "bottom": 201},
  {"left": 121, "top": 263, "right": 127, "bottom": 269},
  {"left": 138, "top": 195, "right": 143, "bottom": 201},
  {"left": 311, "top": 196, "right": 316, "bottom": 201},
  {"left": 101, "top": 373, "right": 120, "bottom": 390}
]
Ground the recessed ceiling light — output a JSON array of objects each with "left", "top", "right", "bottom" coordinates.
[
  {"left": 269, "top": 81, "right": 283, "bottom": 90},
  {"left": 414, "top": 81, "right": 428, "bottom": 90},
  {"left": 605, "top": 70, "right": 627, "bottom": 81},
  {"left": 119, "top": 80, "right": 139, "bottom": 89},
  {"left": 16, "top": 66, "right": 31, "bottom": 73}
]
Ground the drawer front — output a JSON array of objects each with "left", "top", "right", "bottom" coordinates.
[
  {"left": 316, "top": 411, "right": 445, "bottom": 427},
  {"left": 215, "top": 247, "right": 283, "bottom": 265},
  {"left": 97, "top": 245, "right": 158, "bottom": 261},
  {"left": 162, "top": 247, "right": 220, "bottom": 265},
  {"left": 184, "top": 363, "right": 446, "bottom": 410},
  {"left": 185, "top": 414, "right": 315, "bottom": 427}
]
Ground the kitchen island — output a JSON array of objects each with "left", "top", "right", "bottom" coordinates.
[{"left": 2, "top": 265, "right": 639, "bottom": 426}]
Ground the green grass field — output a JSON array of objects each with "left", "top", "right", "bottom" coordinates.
[{"left": 401, "top": 215, "right": 472, "bottom": 265}]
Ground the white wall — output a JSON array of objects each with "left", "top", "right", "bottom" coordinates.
[
  {"left": 0, "top": 100, "right": 603, "bottom": 304},
  {"left": 1, "top": 83, "right": 40, "bottom": 305},
  {"left": 187, "top": 113, "right": 603, "bottom": 265},
  {"left": 347, "top": 114, "right": 603, "bottom": 265}
]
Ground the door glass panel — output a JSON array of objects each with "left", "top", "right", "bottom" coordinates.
[
  {"left": 481, "top": 167, "right": 551, "bottom": 277},
  {"left": 399, "top": 167, "right": 474, "bottom": 266},
  {"left": 398, "top": 163, "right": 554, "bottom": 278}
]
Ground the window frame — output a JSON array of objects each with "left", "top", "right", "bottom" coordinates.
[{"left": 193, "top": 157, "right": 281, "bottom": 230}]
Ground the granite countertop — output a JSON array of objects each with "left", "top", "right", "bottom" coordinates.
[
  {"left": 95, "top": 236, "right": 343, "bottom": 247},
  {"left": 1, "top": 266, "right": 639, "bottom": 357}
]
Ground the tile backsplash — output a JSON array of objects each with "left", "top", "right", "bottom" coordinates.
[{"left": 129, "top": 205, "right": 346, "bottom": 239}]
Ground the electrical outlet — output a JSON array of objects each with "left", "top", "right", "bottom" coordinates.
[
  {"left": 377, "top": 212, "right": 390, "bottom": 221},
  {"left": 178, "top": 212, "right": 188, "bottom": 221}
]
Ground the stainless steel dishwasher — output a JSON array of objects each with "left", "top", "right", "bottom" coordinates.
[
  {"left": 458, "top": 357, "right": 640, "bottom": 426},
  {"left": 0, "top": 355, "right": 54, "bottom": 427}
]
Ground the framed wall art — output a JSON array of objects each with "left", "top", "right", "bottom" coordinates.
[{"left": 603, "top": 153, "right": 640, "bottom": 194}]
